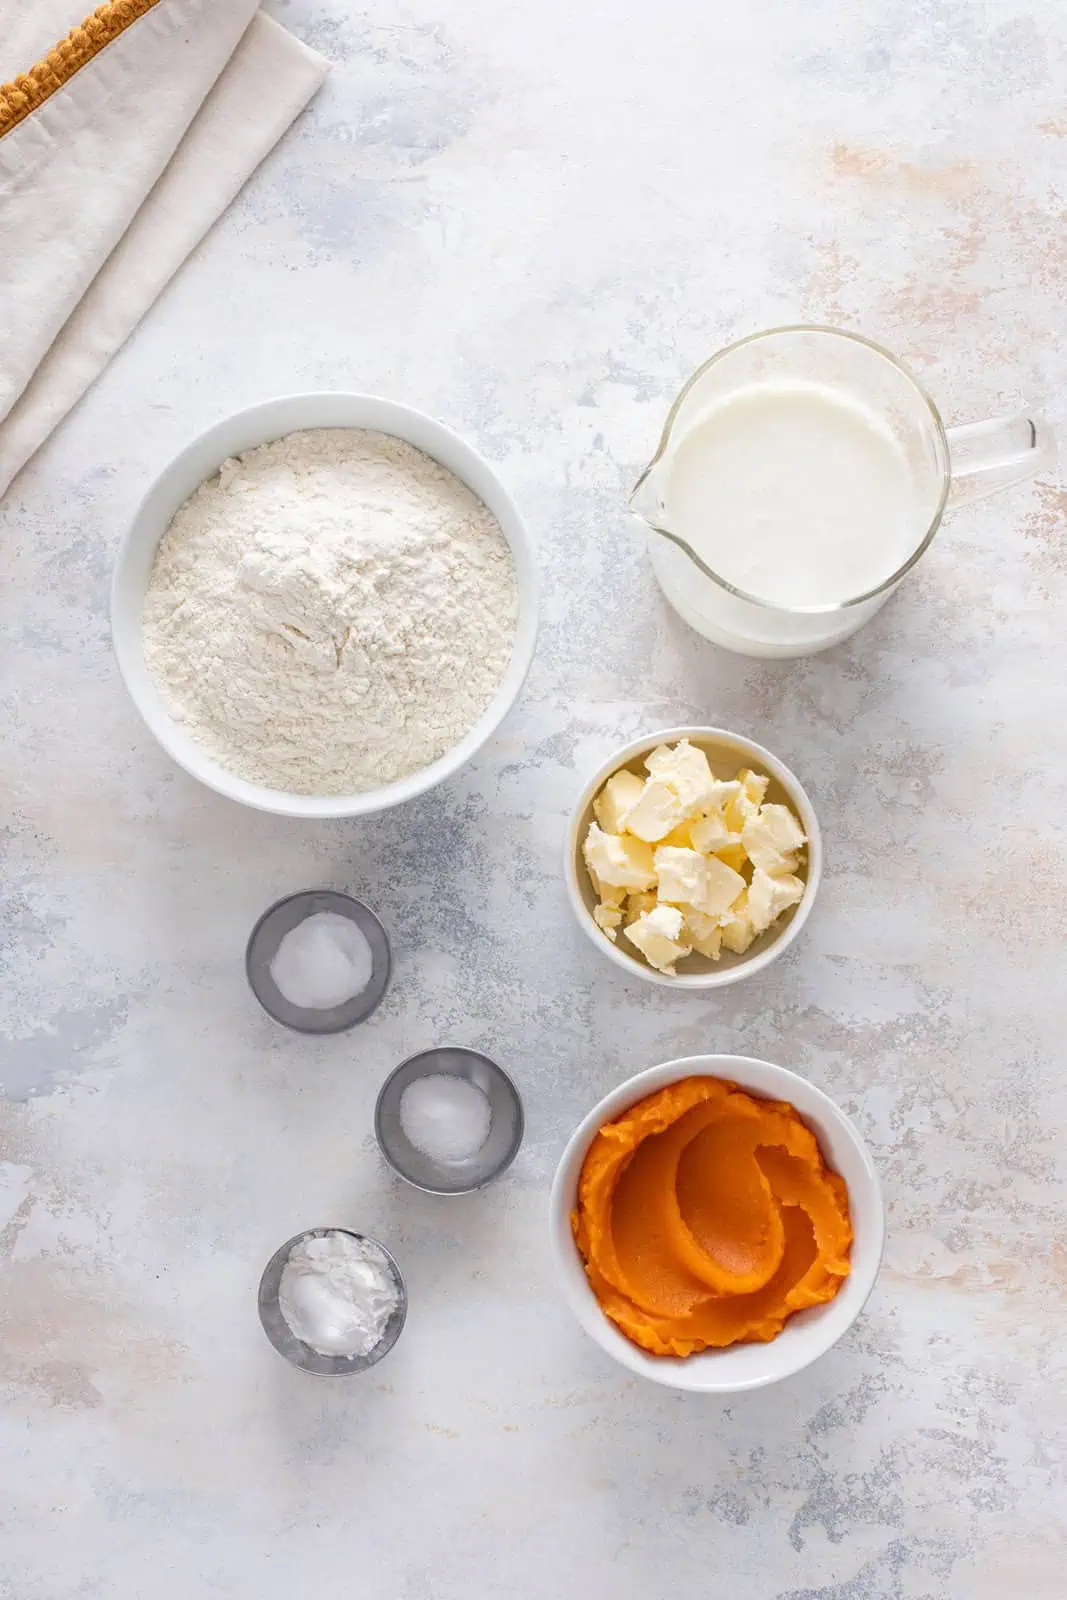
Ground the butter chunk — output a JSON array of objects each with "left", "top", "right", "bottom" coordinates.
[
  {"left": 583, "top": 823, "right": 656, "bottom": 891},
  {"left": 748, "top": 867, "right": 804, "bottom": 935},
  {"left": 742, "top": 803, "right": 806, "bottom": 874},
  {"left": 626, "top": 890, "right": 658, "bottom": 923},
  {"left": 714, "top": 840, "right": 748, "bottom": 873},
  {"left": 653, "top": 846, "right": 710, "bottom": 907},
  {"left": 689, "top": 810, "right": 734, "bottom": 854},
  {"left": 624, "top": 904, "right": 692, "bottom": 975},
  {"left": 720, "top": 892, "right": 757, "bottom": 955},
  {"left": 593, "top": 769, "right": 645, "bottom": 835},
  {"left": 740, "top": 769, "right": 770, "bottom": 806},
  {"left": 589, "top": 875, "right": 626, "bottom": 909},
  {"left": 643, "top": 739, "right": 722, "bottom": 816},
  {"left": 661, "top": 822, "right": 694, "bottom": 849},
  {"left": 654, "top": 846, "right": 745, "bottom": 919},
  {"left": 593, "top": 903, "right": 624, "bottom": 942},
  {"left": 681, "top": 907, "right": 723, "bottom": 959},
  {"left": 620, "top": 778, "right": 686, "bottom": 843},
  {"left": 697, "top": 853, "right": 747, "bottom": 918},
  {"left": 724, "top": 769, "right": 769, "bottom": 832}
]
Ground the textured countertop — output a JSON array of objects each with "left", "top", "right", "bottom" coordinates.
[{"left": 2, "top": 2, "right": 1065, "bottom": 1596}]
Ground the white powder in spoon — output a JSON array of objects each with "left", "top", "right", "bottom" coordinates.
[{"left": 269, "top": 912, "right": 373, "bottom": 1010}]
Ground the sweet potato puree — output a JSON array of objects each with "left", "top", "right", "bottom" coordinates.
[{"left": 571, "top": 1077, "right": 852, "bottom": 1357}]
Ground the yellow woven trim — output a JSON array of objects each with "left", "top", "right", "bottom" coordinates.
[{"left": 0, "top": 0, "right": 163, "bottom": 141}]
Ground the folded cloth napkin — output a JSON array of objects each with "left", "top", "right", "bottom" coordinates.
[{"left": 0, "top": 0, "right": 329, "bottom": 496}]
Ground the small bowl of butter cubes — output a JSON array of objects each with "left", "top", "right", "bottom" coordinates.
[{"left": 565, "top": 727, "right": 821, "bottom": 988}]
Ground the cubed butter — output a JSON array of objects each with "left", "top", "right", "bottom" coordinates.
[
  {"left": 680, "top": 907, "right": 723, "bottom": 959},
  {"left": 741, "top": 769, "right": 770, "bottom": 805},
  {"left": 624, "top": 904, "right": 692, "bottom": 975},
  {"left": 714, "top": 840, "right": 748, "bottom": 873},
  {"left": 689, "top": 810, "right": 734, "bottom": 853},
  {"left": 724, "top": 769, "right": 769, "bottom": 832},
  {"left": 695, "top": 853, "right": 747, "bottom": 918},
  {"left": 620, "top": 778, "right": 686, "bottom": 842},
  {"left": 643, "top": 739, "right": 723, "bottom": 818},
  {"left": 626, "top": 890, "right": 658, "bottom": 923},
  {"left": 653, "top": 845, "right": 710, "bottom": 908},
  {"left": 593, "top": 903, "right": 624, "bottom": 941},
  {"left": 587, "top": 870, "right": 626, "bottom": 908},
  {"left": 645, "top": 740, "right": 741, "bottom": 821},
  {"left": 661, "top": 822, "right": 694, "bottom": 849},
  {"left": 720, "top": 892, "right": 757, "bottom": 955},
  {"left": 583, "top": 822, "right": 656, "bottom": 891},
  {"left": 742, "top": 803, "right": 806, "bottom": 873},
  {"left": 747, "top": 867, "right": 804, "bottom": 935},
  {"left": 585, "top": 742, "right": 806, "bottom": 967},
  {"left": 593, "top": 768, "right": 645, "bottom": 835},
  {"left": 654, "top": 846, "right": 745, "bottom": 919}
]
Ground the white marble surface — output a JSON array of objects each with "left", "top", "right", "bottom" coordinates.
[{"left": 2, "top": 1, "right": 1066, "bottom": 1595}]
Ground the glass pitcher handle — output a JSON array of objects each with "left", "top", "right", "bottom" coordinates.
[{"left": 946, "top": 412, "right": 1056, "bottom": 506}]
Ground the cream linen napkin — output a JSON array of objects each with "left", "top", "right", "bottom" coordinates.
[{"left": 0, "top": 0, "right": 328, "bottom": 496}]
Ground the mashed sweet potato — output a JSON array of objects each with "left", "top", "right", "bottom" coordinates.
[{"left": 571, "top": 1076, "right": 852, "bottom": 1357}]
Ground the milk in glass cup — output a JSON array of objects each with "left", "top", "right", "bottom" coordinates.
[{"left": 630, "top": 326, "right": 1055, "bottom": 658}]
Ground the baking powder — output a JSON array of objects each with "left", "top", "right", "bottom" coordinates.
[{"left": 278, "top": 1231, "right": 399, "bottom": 1358}]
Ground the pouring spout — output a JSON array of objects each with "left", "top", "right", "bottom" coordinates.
[
  {"left": 628, "top": 463, "right": 665, "bottom": 528},
  {"left": 627, "top": 464, "right": 720, "bottom": 588}
]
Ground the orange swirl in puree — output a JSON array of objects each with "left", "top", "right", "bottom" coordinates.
[{"left": 571, "top": 1077, "right": 852, "bottom": 1357}]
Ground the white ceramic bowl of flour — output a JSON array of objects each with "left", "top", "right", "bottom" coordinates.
[{"left": 111, "top": 394, "right": 538, "bottom": 818}]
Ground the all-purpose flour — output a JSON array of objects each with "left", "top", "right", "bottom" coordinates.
[{"left": 142, "top": 429, "right": 518, "bottom": 795}]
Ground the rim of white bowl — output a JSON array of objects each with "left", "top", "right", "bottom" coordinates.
[
  {"left": 111, "top": 393, "right": 539, "bottom": 819},
  {"left": 548, "top": 1054, "right": 886, "bottom": 1393},
  {"left": 564, "top": 727, "right": 822, "bottom": 988}
]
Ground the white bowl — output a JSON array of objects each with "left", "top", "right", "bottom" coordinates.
[
  {"left": 564, "top": 726, "right": 821, "bottom": 988},
  {"left": 549, "top": 1055, "right": 885, "bottom": 1393},
  {"left": 111, "top": 394, "right": 539, "bottom": 818}
]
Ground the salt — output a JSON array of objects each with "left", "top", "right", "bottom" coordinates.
[
  {"left": 278, "top": 1231, "right": 399, "bottom": 1358},
  {"left": 399, "top": 1073, "right": 492, "bottom": 1164},
  {"left": 269, "top": 911, "right": 373, "bottom": 1010}
]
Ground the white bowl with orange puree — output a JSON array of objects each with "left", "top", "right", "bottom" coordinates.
[{"left": 549, "top": 1055, "right": 884, "bottom": 1393}]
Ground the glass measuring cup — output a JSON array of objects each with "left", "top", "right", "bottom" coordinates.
[{"left": 630, "top": 326, "right": 1055, "bottom": 658}]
